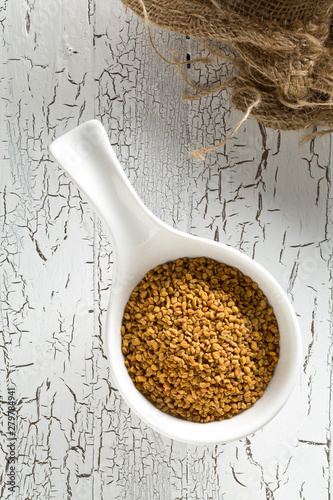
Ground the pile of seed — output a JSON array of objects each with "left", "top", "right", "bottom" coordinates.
[{"left": 121, "top": 257, "right": 279, "bottom": 423}]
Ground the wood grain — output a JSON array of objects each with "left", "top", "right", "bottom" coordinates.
[{"left": 1, "top": 0, "right": 332, "bottom": 498}]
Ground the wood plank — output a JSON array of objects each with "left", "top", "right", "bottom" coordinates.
[{"left": 0, "top": 0, "right": 332, "bottom": 498}]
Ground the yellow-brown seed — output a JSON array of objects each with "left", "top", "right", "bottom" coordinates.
[{"left": 122, "top": 257, "right": 279, "bottom": 423}]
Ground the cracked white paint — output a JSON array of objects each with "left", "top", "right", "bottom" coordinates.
[{"left": 0, "top": 0, "right": 332, "bottom": 499}]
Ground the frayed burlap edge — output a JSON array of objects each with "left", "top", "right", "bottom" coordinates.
[{"left": 121, "top": 0, "right": 333, "bottom": 157}]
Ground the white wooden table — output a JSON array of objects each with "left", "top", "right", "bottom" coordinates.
[{"left": 1, "top": 1, "right": 332, "bottom": 498}]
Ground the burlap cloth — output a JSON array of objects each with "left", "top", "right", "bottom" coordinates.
[{"left": 121, "top": 0, "right": 333, "bottom": 134}]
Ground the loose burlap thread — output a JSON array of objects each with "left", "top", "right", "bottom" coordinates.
[{"left": 121, "top": 0, "right": 333, "bottom": 154}]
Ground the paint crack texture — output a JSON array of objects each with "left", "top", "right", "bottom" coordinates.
[{"left": 0, "top": 0, "right": 332, "bottom": 499}]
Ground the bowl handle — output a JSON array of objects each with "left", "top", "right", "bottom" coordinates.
[{"left": 49, "top": 120, "right": 164, "bottom": 259}]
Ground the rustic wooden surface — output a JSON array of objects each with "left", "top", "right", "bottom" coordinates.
[{"left": 1, "top": 0, "right": 332, "bottom": 498}]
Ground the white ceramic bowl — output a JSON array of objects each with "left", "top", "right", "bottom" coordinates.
[{"left": 49, "top": 120, "right": 302, "bottom": 444}]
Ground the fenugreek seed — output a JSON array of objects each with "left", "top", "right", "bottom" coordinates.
[
  {"left": 212, "top": 343, "right": 222, "bottom": 351},
  {"left": 121, "top": 256, "right": 279, "bottom": 423},
  {"left": 200, "top": 382, "right": 210, "bottom": 388}
]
